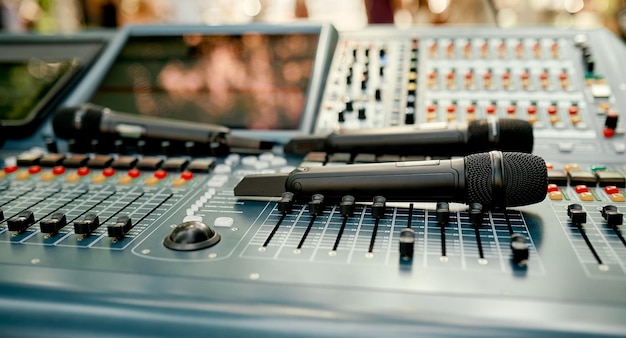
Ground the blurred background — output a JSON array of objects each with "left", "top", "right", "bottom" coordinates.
[{"left": 1, "top": 0, "right": 626, "bottom": 39}]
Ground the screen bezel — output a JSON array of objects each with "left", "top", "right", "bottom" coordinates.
[
  {"left": 62, "top": 23, "right": 339, "bottom": 143},
  {"left": 0, "top": 35, "right": 110, "bottom": 138}
]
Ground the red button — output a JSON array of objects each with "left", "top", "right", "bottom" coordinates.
[
  {"left": 527, "top": 106, "right": 537, "bottom": 114},
  {"left": 3, "top": 165, "right": 17, "bottom": 174},
  {"left": 102, "top": 168, "right": 116, "bottom": 177},
  {"left": 540, "top": 72, "right": 549, "bottom": 80},
  {"left": 559, "top": 72, "right": 568, "bottom": 80},
  {"left": 52, "top": 166, "right": 66, "bottom": 175},
  {"left": 574, "top": 185, "right": 588, "bottom": 194},
  {"left": 486, "top": 105, "right": 496, "bottom": 114},
  {"left": 603, "top": 127, "right": 615, "bottom": 138},
  {"left": 547, "top": 106, "right": 558, "bottom": 115},
  {"left": 520, "top": 72, "right": 529, "bottom": 80},
  {"left": 180, "top": 171, "right": 194, "bottom": 180},
  {"left": 506, "top": 106, "right": 516, "bottom": 114},
  {"left": 547, "top": 184, "right": 559, "bottom": 193},
  {"left": 546, "top": 163, "right": 554, "bottom": 170},
  {"left": 466, "top": 105, "right": 476, "bottom": 113},
  {"left": 427, "top": 104, "right": 437, "bottom": 113},
  {"left": 128, "top": 168, "right": 141, "bottom": 178},
  {"left": 28, "top": 166, "right": 42, "bottom": 174},
  {"left": 604, "top": 186, "right": 619, "bottom": 195},
  {"left": 568, "top": 106, "right": 579, "bottom": 115},
  {"left": 77, "top": 167, "right": 90, "bottom": 176},
  {"left": 154, "top": 169, "right": 167, "bottom": 179},
  {"left": 447, "top": 105, "right": 456, "bottom": 113}
]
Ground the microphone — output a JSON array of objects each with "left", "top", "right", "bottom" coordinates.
[
  {"left": 234, "top": 151, "right": 547, "bottom": 209},
  {"left": 284, "top": 118, "right": 533, "bottom": 156},
  {"left": 52, "top": 104, "right": 274, "bottom": 151}
]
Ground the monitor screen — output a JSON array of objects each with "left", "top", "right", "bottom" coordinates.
[
  {"left": 0, "top": 59, "right": 77, "bottom": 123},
  {"left": 89, "top": 32, "right": 321, "bottom": 130}
]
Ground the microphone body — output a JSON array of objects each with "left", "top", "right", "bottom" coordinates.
[
  {"left": 284, "top": 118, "right": 533, "bottom": 156},
  {"left": 234, "top": 151, "right": 548, "bottom": 209},
  {"left": 53, "top": 104, "right": 230, "bottom": 144}
]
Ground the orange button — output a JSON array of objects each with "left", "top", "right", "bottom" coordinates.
[
  {"left": 548, "top": 191, "right": 563, "bottom": 200},
  {"left": 579, "top": 192, "right": 594, "bottom": 201}
]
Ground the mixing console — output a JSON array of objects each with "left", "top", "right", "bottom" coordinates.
[{"left": 1, "top": 25, "right": 626, "bottom": 337}]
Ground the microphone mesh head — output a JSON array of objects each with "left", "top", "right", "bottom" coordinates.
[
  {"left": 465, "top": 152, "right": 547, "bottom": 208},
  {"left": 52, "top": 105, "right": 103, "bottom": 139},
  {"left": 467, "top": 119, "right": 534, "bottom": 153}
]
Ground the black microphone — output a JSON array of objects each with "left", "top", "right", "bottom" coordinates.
[
  {"left": 234, "top": 151, "right": 547, "bottom": 209},
  {"left": 52, "top": 104, "right": 274, "bottom": 151},
  {"left": 284, "top": 118, "right": 533, "bottom": 156}
]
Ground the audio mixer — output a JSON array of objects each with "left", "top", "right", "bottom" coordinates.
[{"left": 1, "top": 24, "right": 626, "bottom": 337}]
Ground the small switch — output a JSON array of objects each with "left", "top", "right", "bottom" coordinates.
[
  {"left": 436, "top": 202, "right": 449, "bottom": 226},
  {"left": 7, "top": 210, "right": 35, "bottom": 232},
  {"left": 308, "top": 194, "right": 324, "bottom": 215},
  {"left": 107, "top": 215, "right": 132, "bottom": 238},
  {"left": 371, "top": 196, "right": 386, "bottom": 218},
  {"left": 399, "top": 228, "right": 415, "bottom": 262},
  {"left": 510, "top": 233, "right": 529, "bottom": 266},
  {"left": 74, "top": 213, "right": 100, "bottom": 235},
  {"left": 340, "top": 195, "right": 356, "bottom": 217},
  {"left": 40, "top": 212, "right": 67, "bottom": 234},
  {"left": 277, "top": 192, "right": 295, "bottom": 214},
  {"left": 567, "top": 204, "right": 586, "bottom": 224}
]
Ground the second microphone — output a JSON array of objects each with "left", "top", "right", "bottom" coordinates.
[{"left": 284, "top": 118, "right": 533, "bottom": 156}]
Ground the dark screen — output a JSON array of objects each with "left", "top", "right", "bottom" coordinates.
[
  {"left": 0, "top": 59, "right": 75, "bottom": 122},
  {"left": 89, "top": 32, "right": 320, "bottom": 130}
]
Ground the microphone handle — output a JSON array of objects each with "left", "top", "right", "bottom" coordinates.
[
  {"left": 285, "top": 157, "right": 467, "bottom": 202},
  {"left": 100, "top": 108, "right": 230, "bottom": 143},
  {"left": 326, "top": 122, "right": 469, "bottom": 156}
]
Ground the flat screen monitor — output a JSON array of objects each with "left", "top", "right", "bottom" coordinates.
[{"left": 66, "top": 24, "right": 338, "bottom": 141}]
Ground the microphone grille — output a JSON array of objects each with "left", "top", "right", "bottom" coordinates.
[
  {"left": 497, "top": 119, "right": 534, "bottom": 153},
  {"left": 467, "top": 119, "right": 534, "bottom": 153},
  {"left": 52, "top": 105, "right": 103, "bottom": 139},
  {"left": 465, "top": 152, "right": 547, "bottom": 208}
]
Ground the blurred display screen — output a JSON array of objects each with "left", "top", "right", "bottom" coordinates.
[
  {"left": 0, "top": 59, "right": 76, "bottom": 123},
  {"left": 90, "top": 32, "right": 320, "bottom": 130}
]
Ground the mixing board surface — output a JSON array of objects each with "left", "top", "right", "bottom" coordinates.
[{"left": 1, "top": 25, "right": 626, "bottom": 337}]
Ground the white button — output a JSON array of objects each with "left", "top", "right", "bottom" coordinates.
[
  {"left": 259, "top": 152, "right": 274, "bottom": 161},
  {"left": 214, "top": 217, "right": 234, "bottom": 227},
  {"left": 183, "top": 215, "right": 203, "bottom": 223},
  {"left": 242, "top": 156, "right": 258, "bottom": 166},
  {"left": 613, "top": 142, "right": 626, "bottom": 153},
  {"left": 213, "top": 164, "right": 231, "bottom": 174},
  {"left": 558, "top": 142, "right": 574, "bottom": 152},
  {"left": 254, "top": 161, "right": 270, "bottom": 170},
  {"left": 270, "top": 157, "right": 288, "bottom": 166},
  {"left": 226, "top": 154, "right": 240, "bottom": 165}
]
